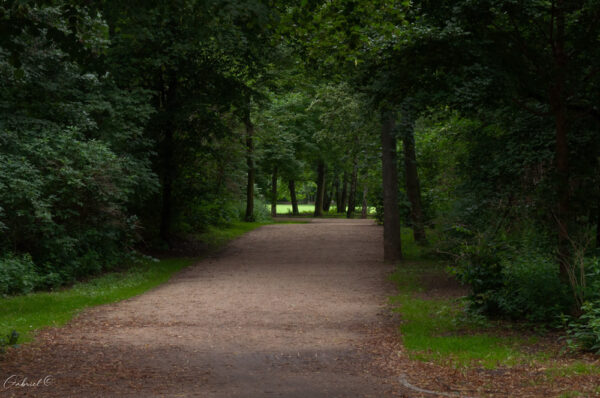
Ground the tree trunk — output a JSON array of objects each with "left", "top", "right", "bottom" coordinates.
[
  {"left": 159, "top": 125, "right": 174, "bottom": 243},
  {"left": 347, "top": 156, "right": 358, "bottom": 219},
  {"left": 381, "top": 113, "right": 402, "bottom": 261},
  {"left": 400, "top": 103, "right": 427, "bottom": 245},
  {"left": 271, "top": 166, "right": 278, "bottom": 218},
  {"left": 244, "top": 112, "right": 255, "bottom": 222},
  {"left": 314, "top": 160, "right": 325, "bottom": 217},
  {"left": 339, "top": 172, "right": 348, "bottom": 214},
  {"left": 334, "top": 175, "right": 342, "bottom": 213},
  {"left": 596, "top": 199, "right": 600, "bottom": 249},
  {"left": 323, "top": 191, "right": 331, "bottom": 212},
  {"left": 361, "top": 182, "right": 368, "bottom": 219},
  {"left": 288, "top": 180, "right": 299, "bottom": 216},
  {"left": 551, "top": 1, "right": 570, "bottom": 279}
]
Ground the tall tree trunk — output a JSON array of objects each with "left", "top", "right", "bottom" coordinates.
[
  {"left": 596, "top": 199, "right": 600, "bottom": 249},
  {"left": 244, "top": 111, "right": 255, "bottom": 221},
  {"left": 314, "top": 160, "right": 325, "bottom": 217},
  {"left": 381, "top": 113, "right": 402, "bottom": 261},
  {"left": 334, "top": 175, "right": 342, "bottom": 213},
  {"left": 323, "top": 189, "right": 331, "bottom": 212},
  {"left": 340, "top": 171, "right": 348, "bottom": 214},
  {"left": 271, "top": 166, "right": 278, "bottom": 218},
  {"left": 400, "top": 103, "right": 427, "bottom": 244},
  {"left": 288, "top": 180, "right": 299, "bottom": 216},
  {"left": 159, "top": 124, "right": 174, "bottom": 243},
  {"left": 347, "top": 156, "right": 358, "bottom": 218},
  {"left": 552, "top": 1, "right": 570, "bottom": 279},
  {"left": 361, "top": 182, "right": 368, "bottom": 219},
  {"left": 158, "top": 79, "right": 177, "bottom": 244}
]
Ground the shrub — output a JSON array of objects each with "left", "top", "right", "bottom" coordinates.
[
  {"left": 564, "top": 257, "right": 600, "bottom": 353},
  {"left": 565, "top": 300, "right": 600, "bottom": 353},
  {"left": 498, "top": 251, "right": 570, "bottom": 322},
  {"left": 0, "top": 254, "right": 40, "bottom": 296},
  {"left": 450, "top": 234, "right": 506, "bottom": 315},
  {"left": 0, "top": 330, "right": 19, "bottom": 355},
  {"left": 450, "top": 232, "right": 571, "bottom": 322}
]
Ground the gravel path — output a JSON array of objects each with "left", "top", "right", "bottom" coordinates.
[{"left": 1, "top": 219, "right": 401, "bottom": 397}]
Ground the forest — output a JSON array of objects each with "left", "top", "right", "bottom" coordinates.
[{"left": 1, "top": 0, "right": 600, "bottom": 396}]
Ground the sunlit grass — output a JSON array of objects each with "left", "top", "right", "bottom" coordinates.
[
  {"left": 391, "top": 228, "right": 538, "bottom": 368},
  {"left": 274, "top": 203, "right": 376, "bottom": 215}
]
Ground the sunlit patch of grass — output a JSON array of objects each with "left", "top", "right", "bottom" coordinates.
[
  {"left": 390, "top": 228, "right": 539, "bottom": 369},
  {"left": 274, "top": 203, "right": 376, "bottom": 215},
  {"left": 391, "top": 292, "right": 529, "bottom": 368}
]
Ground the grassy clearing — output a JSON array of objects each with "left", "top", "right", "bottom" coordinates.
[
  {"left": 274, "top": 203, "right": 376, "bottom": 215},
  {"left": 0, "top": 220, "right": 276, "bottom": 345},
  {"left": 391, "top": 229, "right": 539, "bottom": 369}
]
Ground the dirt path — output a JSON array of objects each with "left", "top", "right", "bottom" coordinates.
[{"left": 1, "top": 219, "right": 402, "bottom": 397}]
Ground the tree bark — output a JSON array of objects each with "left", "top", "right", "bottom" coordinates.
[
  {"left": 288, "top": 180, "right": 299, "bottom": 216},
  {"left": 158, "top": 79, "right": 177, "bottom": 244},
  {"left": 314, "top": 160, "right": 325, "bottom": 217},
  {"left": 334, "top": 175, "right": 342, "bottom": 213},
  {"left": 244, "top": 111, "right": 255, "bottom": 222},
  {"left": 339, "top": 171, "right": 348, "bottom": 214},
  {"left": 596, "top": 199, "right": 600, "bottom": 249},
  {"left": 159, "top": 124, "right": 174, "bottom": 243},
  {"left": 271, "top": 166, "right": 278, "bottom": 218},
  {"left": 551, "top": 1, "right": 570, "bottom": 279},
  {"left": 381, "top": 113, "right": 402, "bottom": 261},
  {"left": 347, "top": 156, "right": 358, "bottom": 219},
  {"left": 361, "top": 182, "right": 368, "bottom": 219},
  {"left": 400, "top": 104, "right": 427, "bottom": 245},
  {"left": 323, "top": 187, "right": 332, "bottom": 212}
]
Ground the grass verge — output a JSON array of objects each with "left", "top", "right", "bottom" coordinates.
[
  {"left": 391, "top": 229, "right": 539, "bottom": 369},
  {"left": 0, "top": 220, "right": 279, "bottom": 346}
]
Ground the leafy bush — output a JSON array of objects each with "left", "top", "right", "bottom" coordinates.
[
  {"left": 498, "top": 251, "right": 570, "bottom": 322},
  {"left": 246, "top": 197, "right": 272, "bottom": 222},
  {"left": 0, "top": 330, "right": 19, "bottom": 355},
  {"left": 0, "top": 254, "right": 40, "bottom": 296},
  {"left": 565, "top": 300, "right": 600, "bottom": 353},
  {"left": 449, "top": 233, "right": 506, "bottom": 315},
  {"left": 564, "top": 257, "right": 600, "bottom": 353},
  {"left": 0, "top": 7, "right": 156, "bottom": 291},
  {"left": 450, "top": 232, "right": 571, "bottom": 322}
]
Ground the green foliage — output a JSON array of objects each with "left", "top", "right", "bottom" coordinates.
[
  {"left": 390, "top": 230, "right": 537, "bottom": 368},
  {"left": 0, "top": 258, "right": 194, "bottom": 343},
  {"left": 0, "top": 330, "right": 19, "bottom": 355},
  {"left": 0, "top": 1, "right": 157, "bottom": 290},
  {"left": 0, "top": 254, "right": 39, "bottom": 296},
  {"left": 564, "top": 258, "right": 600, "bottom": 353},
  {"left": 450, "top": 232, "right": 571, "bottom": 322},
  {"left": 565, "top": 301, "right": 600, "bottom": 354}
]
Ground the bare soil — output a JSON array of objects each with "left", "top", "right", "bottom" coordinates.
[{"left": 0, "top": 219, "right": 402, "bottom": 397}]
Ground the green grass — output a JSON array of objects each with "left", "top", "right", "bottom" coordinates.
[
  {"left": 390, "top": 228, "right": 536, "bottom": 369},
  {"left": 274, "top": 203, "right": 376, "bottom": 215},
  {"left": 0, "top": 258, "right": 195, "bottom": 343},
  {"left": 0, "top": 220, "right": 276, "bottom": 345},
  {"left": 546, "top": 361, "right": 600, "bottom": 378}
]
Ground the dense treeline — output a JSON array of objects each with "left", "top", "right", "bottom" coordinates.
[{"left": 2, "top": 0, "right": 600, "bottom": 352}]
